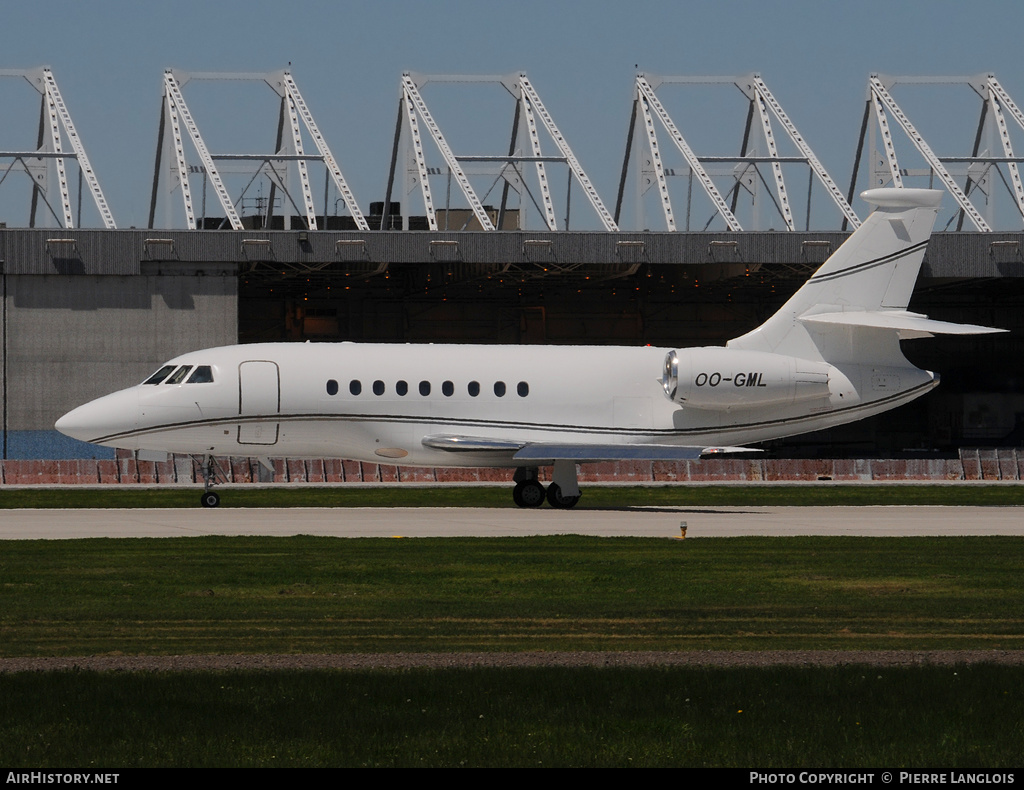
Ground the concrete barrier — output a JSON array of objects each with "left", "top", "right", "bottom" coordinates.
[
  {"left": 765, "top": 459, "right": 834, "bottom": 481},
  {"left": 997, "top": 449, "right": 1019, "bottom": 481},
  {"left": 979, "top": 449, "right": 1001, "bottom": 480},
  {"left": 286, "top": 459, "right": 307, "bottom": 483},
  {"left": 397, "top": 466, "right": 436, "bottom": 483},
  {"left": 960, "top": 449, "right": 983, "bottom": 480},
  {"left": 305, "top": 459, "right": 326, "bottom": 483},
  {"left": 1, "top": 451, "right": 1020, "bottom": 485}
]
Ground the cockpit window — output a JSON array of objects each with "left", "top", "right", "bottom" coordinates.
[
  {"left": 186, "top": 365, "right": 214, "bottom": 384},
  {"left": 143, "top": 365, "right": 176, "bottom": 385},
  {"left": 165, "top": 365, "right": 193, "bottom": 384}
]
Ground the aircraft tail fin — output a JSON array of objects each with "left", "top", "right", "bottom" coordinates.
[{"left": 726, "top": 188, "right": 997, "bottom": 362}]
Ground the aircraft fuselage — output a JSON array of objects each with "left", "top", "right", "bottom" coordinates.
[{"left": 57, "top": 341, "right": 935, "bottom": 466}]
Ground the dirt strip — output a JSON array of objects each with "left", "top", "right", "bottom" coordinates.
[{"left": 2, "top": 650, "right": 1023, "bottom": 673}]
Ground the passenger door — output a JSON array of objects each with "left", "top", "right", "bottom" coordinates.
[{"left": 237, "top": 360, "right": 280, "bottom": 445}]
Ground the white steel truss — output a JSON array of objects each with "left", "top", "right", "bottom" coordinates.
[
  {"left": 634, "top": 75, "right": 739, "bottom": 231},
  {"left": 280, "top": 72, "right": 368, "bottom": 231},
  {"left": 285, "top": 88, "right": 317, "bottom": 227},
  {"left": 519, "top": 80, "right": 558, "bottom": 231},
  {"left": 749, "top": 76, "right": 860, "bottom": 229},
  {"left": 383, "top": 73, "right": 616, "bottom": 231},
  {"left": 0, "top": 67, "right": 115, "bottom": 228},
  {"left": 518, "top": 75, "right": 617, "bottom": 231},
  {"left": 400, "top": 74, "right": 491, "bottom": 230},
  {"left": 157, "top": 71, "right": 243, "bottom": 230},
  {"left": 163, "top": 88, "right": 197, "bottom": 229},
  {"left": 618, "top": 74, "right": 858, "bottom": 231},
  {"left": 753, "top": 79, "right": 795, "bottom": 230},
  {"left": 400, "top": 81, "right": 439, "bottom": 230},
  {"left": 150, "top": 69, "right": 366, "bottom": 231},
  {"left": 983, "top": 76, "right": 1024, "bottom": 221},
  {"left": 869, "top": 89, "right": 904, "bottom": 189},
  {"left": 849, "top": 74, "right": 1024, "bottom": 230},
  {"left": 867, "top": 75, "right": 990, "bottom": 232}
]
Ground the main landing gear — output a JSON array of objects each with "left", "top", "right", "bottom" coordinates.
[{"left": 512, "top": 461, "right": 581, "bottom": 509}]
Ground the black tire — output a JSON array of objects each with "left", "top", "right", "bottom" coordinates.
[
  {"left": 513, "top": 480, "right": 546, "bottom": 508},
  {"left": 200, "top": 491, "right": 221, "bottom": 508},
  {"left": 546, "top": 483, "right": 580, "bottom": 509}
]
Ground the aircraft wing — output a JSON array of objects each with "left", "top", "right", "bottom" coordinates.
[
  {"left": 422, "top": 434, "right": 757, "bottom": 463},
  {"left": 513, "top": 444, "right": 759, "bottom": 462}
]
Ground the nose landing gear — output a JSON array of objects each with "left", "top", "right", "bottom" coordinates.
[{"left": 197, "top": 454, "right": 227, "bottom": 508}]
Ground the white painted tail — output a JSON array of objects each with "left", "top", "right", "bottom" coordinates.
[{"left": 729, "top": 188, "right": 1003, "bottom": 365}]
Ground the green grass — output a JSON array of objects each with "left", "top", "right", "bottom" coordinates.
[
  {"left": 3, "top": 532, "right": 1022, "bottom": 767},
  {"left": 2, "top": 482, "right": 1023, "bottom": 509},
  {"left": 1, "top": 665, "right": 1021, "bottom": 767},
  {"left": 2, "top": 535, "right": 1023, "bottom": 655}
]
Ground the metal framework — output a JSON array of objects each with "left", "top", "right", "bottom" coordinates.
[
  {"left": 381, "top": 72, "right": 617, "bottom": 232},
  {"left": 849, "top": 73, "right": 1024, "bottom": 232},
  {"left": 616, "top": 74, "right": 860, "bottom": 232},
  {"left": 0, "top": 67, "right": 115, "bottom": 229},
  {"left": 148, "top": 69, "right": 368, "bottom": 231},
  {"left": 4, "top": 68, "right": 1024, "bottom": 235}
]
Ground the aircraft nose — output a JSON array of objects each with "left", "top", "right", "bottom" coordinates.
[{"left": 55, "top": 388, "right": 139, "bottom": 445}]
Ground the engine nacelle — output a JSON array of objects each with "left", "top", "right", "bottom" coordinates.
[{"left": 661, "top": 347, "right": 832, "bottom": 411}]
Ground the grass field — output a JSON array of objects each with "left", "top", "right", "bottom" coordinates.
[
  {"left": 2, "top": 665, "right": 1021, "bottom": 767},
  {"left": 2, "top": 491, "right": 1021, "bottom": 767},
  {"left": 2, "top": 534, "right": 1022, "bottom": 655}
]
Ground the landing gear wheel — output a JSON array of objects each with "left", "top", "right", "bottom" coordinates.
[
  {"left": 546, "top": 483, "right": 580, "bottom": 509},
  {"left": 513, "top": 479, "right": 546, "bottom": 508},
  {"left": 196, "top": 454, "right": 226, "bottom": 509}
]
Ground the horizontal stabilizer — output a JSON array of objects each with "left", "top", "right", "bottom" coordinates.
[{"left": 801, "top": 310, "right": 1007, "bottom": 338}]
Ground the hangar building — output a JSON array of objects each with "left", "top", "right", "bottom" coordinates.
[{"left": 0, "top": 68, "right": 1021, "bottom": 462}]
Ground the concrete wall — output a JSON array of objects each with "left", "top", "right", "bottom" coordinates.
[{"left": 1, "top": 273, "right": 237, "bottom": 458}]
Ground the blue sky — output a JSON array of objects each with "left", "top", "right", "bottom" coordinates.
[{"left": 2, "top": 0, "right": 1023, "bottom": 230}]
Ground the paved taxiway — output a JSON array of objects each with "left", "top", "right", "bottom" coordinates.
[{"left": 1, "top": 505, "right": 1023, "bottom": 539}]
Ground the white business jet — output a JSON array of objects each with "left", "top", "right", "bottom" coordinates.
[{"left": 57, "top": 188, "right": 1003, "bottom": 508}]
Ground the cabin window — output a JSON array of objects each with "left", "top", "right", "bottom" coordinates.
[
  {"left": 349, "top": 380, "right": 361, "bottom": 396},
  {"left": 396, "top": 380, "right": 408, "bottom": 396},
  {"left": 442, "top": 380, "right": 454, "bottom": 397},
  {"left": 165, "top": 366, "right": 193, "bottom": 385},
  {"left": 517, "top": 381, "right": 529, "bottom": 397},
  {"left": 468, "top": 381, "right": 480, "bottom": 397},
  {"left": 143, "top": 365, "right": 176, "bottom": 385},
  {"left": 187, "top": 366, "right": 214, "bottom": 384},
  {"left": 326, "top": 379, "right": 338, "bottom": 396},
  {"left": 373, "top": 380, "right": 385, "bottom": 396},
  {"left": 494, "top": 381, "right": 506, "bottom": 397},
  {"left": 419, "top": 381, "right": 431, "bottom": 396}
]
